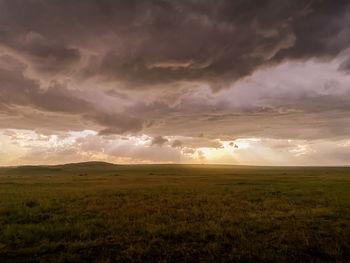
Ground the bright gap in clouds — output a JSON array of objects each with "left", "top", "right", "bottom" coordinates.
[{"left": 2, "top": 128, "right": 350, "bottom": 166}]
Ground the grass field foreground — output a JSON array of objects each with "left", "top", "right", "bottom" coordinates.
[{"left": 1, "top": 162, "right": 350, "bottom": 262}]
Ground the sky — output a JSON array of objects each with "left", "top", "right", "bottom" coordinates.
[{"left": 0, "top": 0, "right": 350, "bottom": 166}]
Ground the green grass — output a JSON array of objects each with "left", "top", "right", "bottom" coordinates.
[{"left": 1, "top": 163, "right": 350, "bottom": 262}]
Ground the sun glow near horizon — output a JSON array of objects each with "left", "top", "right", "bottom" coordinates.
[{"left": 1, "top": 129, "right": 350, "bottom": 166}]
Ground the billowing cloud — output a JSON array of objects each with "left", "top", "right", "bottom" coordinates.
[
  {"left": 1, "top": 0, "right": 349, "bottom": 89},
  {"left": 339, "top": 56, "right": 350, "bottom": 73},
  {"left": 0, "top": 55, "right": 145, "bottom": 134},
  {"left": 0, "top": 0, "right": 350, "bottom": 165},
  {"left": 151, "top": 136, "right": 168, "bottom": 146},
  {"left": 172, "top": 140, "right": 183, "bottom": 148}
]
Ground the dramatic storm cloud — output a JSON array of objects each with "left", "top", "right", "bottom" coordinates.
[{"left": 0, "top": 0, "right": 350, "bottom": 165}]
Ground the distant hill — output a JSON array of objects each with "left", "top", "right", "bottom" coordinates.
[
  {"left": 0, "top": 162, "right": 252, "bottom": 177},
  {"left": 57, "top": 161, "right": 118, "bottom": 168},
  {"left": 0, "top": 161, "right": 120, "bottom": 177}
]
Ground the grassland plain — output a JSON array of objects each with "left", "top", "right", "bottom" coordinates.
[{"left": 1, "top": 162, "right": 350, "bottom": 262}]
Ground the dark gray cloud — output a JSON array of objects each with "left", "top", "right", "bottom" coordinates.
[
  {"left": 151, "top": 136, "right": 168, "bottom": 146},
  {"left": 94, "top": 114, "right": 144, "bottom": 135},
  {"left": 339, "top": 57, "right": 350, "bottom": 73},
  {"left": 80, "top": 0, "right": 350, "bottom": 89},
  {"left": 172, "top": 140, "right": 183, "bottom": 148},
  {"left": 0, "top": 0, "right": 349, "bottom": 90},
  {"left": 0, "top": 55, "right": 89, "bottom": 113},
  {"left": 0, "top": 55, "right": 144, "bottom": 134}
]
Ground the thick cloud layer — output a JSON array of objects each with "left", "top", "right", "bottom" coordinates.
[
  {"left": 0, "top": 0, "right": 350, "bottom": 164},
  {"left": 1, "top": 0, "right": 349, "bottom": 88}
]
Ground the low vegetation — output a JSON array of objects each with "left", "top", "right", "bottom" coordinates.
[{"left": 1, "top": 162, "right": 350, "bottom": 262}]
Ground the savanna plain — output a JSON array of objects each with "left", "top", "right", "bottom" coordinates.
[{"left": 1, "top": 162, "right": 350, "bottom": 262}]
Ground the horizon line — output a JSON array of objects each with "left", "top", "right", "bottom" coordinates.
[{"left": 1, "top": 161, "right": 350, "bottom": 168}]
